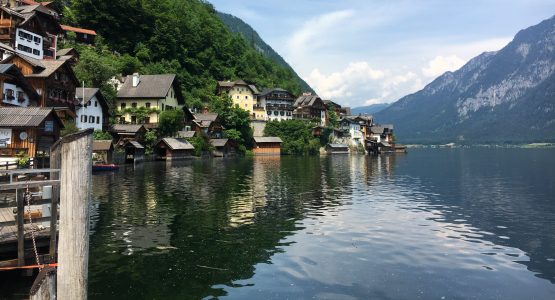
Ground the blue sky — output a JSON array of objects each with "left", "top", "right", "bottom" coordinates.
[{"left": 209, "top": 0, "right": 555, "bottom": 108}]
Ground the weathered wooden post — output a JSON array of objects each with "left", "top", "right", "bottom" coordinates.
[{"left": 55, "top": 129, "right": 93, "bottom": 300}]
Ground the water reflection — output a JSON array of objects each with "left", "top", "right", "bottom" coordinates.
[{"left": 88, "top": 149, "right": 555, "bottom": 299}]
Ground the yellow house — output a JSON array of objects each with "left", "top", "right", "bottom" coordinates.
[
  {"left": 217, "top": 80, "right": 259, "bottom": 118},
  {"left": 116, "top": 73, "right": 184, "bottom": 124}
]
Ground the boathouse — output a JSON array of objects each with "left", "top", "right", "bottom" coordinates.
[
  {"left": 123, "top": 140, "right": 145, "bottom": 163},
  {"left": 326, "top": 143, "right": 349, "bottom": 154},
  {"left": 210, "top": 138, "right": 232, "bottom": 157},
  {"left": 0, "top": 107, "right": 63, "bottom": 161},
  {"left": 154, "top": 138, "right": 194, "bottom": 160},
  {"left": 92, "top": 140, "right": 114, "bottom": 163},
  {"left": 110, "top": 124, "right": 146, "bottom": 146},
  {"left": 253, "top": 137, "right": 282, "bottom": 156}
]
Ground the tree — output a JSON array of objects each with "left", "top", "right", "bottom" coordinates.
[
  {"left": 264, "top": 120, "right": 321, "bottom": 155},
  {"left": 158, "top": 110, "right": 184, "bottom": 137},
  {"left": 93, "top": 130, "right": 112, "bottom": 140}
]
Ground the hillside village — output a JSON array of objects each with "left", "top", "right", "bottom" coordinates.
[{"left": 0, "top": 0, "right": 402, "bottom": 168}]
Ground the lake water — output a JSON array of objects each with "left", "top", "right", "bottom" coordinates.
[{"left": 88, "top": 149, "right": 555, "bottom": 299}]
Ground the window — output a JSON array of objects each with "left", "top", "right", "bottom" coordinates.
[
  {"left": 274, "top": 111, "right": 278, "bottom": 116},
  {"left": 89, "top": 116, "right": 94, "bottom": 123},
  {"left": 145, "top": 117, "right": 150, "bottom": 124},
  {"left": 96, "top": 116, "right": 100, "bottom": 124},
  {"left": 145, "top": 102, "right": 151, "bottom": 108},
  {"left": 286, "top": 111, "right": 292, "bottom": 116},
  {"left": 131, "top": 116, "right": 137, "bottom": 124},
  {"left": 131, "top": 102, "right": 137, "bottom": 108},
  {"left": 267, "top": 111, "right": 272, "bottom": 115},
  {"left": 120, "top": 103, "right": 126, "bottom": 110},
  {"left": 44, "top": 121, "right": 53, "bottom": 132},
  {"left": 33, "top": 36, "right": 41, "bottom": 43},
  {"left": 245, "top": 96, "right": 248, "bottom": 99},
  {"left": 17, "top": 91, "right": 25, "bottom": 102},
  {"left": 94, "top": 101, "right": 98, "bottom": 107},
  {"left": 280, "top": 111, "right": 285, "bottom": 116},
  {"left": 81, "top": 115, "right": 86, "bottom": 122},
  {"left": 236, "top": 96, "right": 239, "bottom": 99},
  {"left": 244, "top": 104, "right": 247, "bottom": 108},
  {"left": 5, "top": 89, "right": 14, "bottom": 100},
  {"left": 32, "top": 49, "right": 40, "bottom": 56}
]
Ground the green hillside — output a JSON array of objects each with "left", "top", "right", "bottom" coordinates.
[
  {"left": 62, "top": 0, "right": 304, "bottom": 109},
  {"left": 217, "top": 12, "right": 314, "bottom": 94}
]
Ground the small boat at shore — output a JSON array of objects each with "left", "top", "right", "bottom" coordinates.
[{"left": 92, "top": 162, "right": 119, "bottom": 172}]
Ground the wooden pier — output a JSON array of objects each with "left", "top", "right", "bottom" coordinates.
[{"left": 0, "top": 129, "right": 93, "bottom": 300}]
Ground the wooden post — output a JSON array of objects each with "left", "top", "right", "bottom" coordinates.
[
  {"left": 16, "top": 189, "right": 24, "bottom": 267},
  {"left": 49, "top": 144, "right": 61, "bottom": 262},
  {"left": 55, "top": 129, "right": 93, "bottom": 300}
]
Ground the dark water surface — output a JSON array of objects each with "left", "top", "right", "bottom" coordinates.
[{"left": 89, "top": 149, "right": 555, "bottom": 299}]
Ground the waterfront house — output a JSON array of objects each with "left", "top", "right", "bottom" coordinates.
[
  {"left": 110, "top": 124, "right": 146, "bottom": 146},
  {"left": 217, "top": 79, "right": 259, "bottom": 119},
  {"left": 0, "top": 63, "right": 38, "bottom": 107},
  {"left": 339, "top": 116, "right": 364, "bottom": 147},
  {"left": 258, "top": 88, "right": 296, "bottom": 122},
  {"left": 326, "top": 143, "right": 349, "bottom": 154},
  {"left": 123, "top": 140, "right": 144, "bottom": 164},
  {"left": 92, "top": 140, "right": 113, "bottom": 163},
  {"left": 210, "top": 138, "right": 232, "bottom": 157},
  {"left": 0, "top": 3, "right": 61, "bottom": 59},
  {"left": 191, "top": 113, "right": 223, "bottom": 138},
  {"left": 293, "top": 93, "right": 327, "bottom": 126},
  {"left": 369, "top": 125, "right": 385, "bottom": 143},
  {"left": 2, "top": 52, "right": 80, "bottom": 123},
  {"left": 60, "top": 25, "right": 96, "bottom": 45},
  {"left": 75, "top": 87, "right": 110, "bottom": 131},
  {"left": 154, "top": 137, "right": 194, "bottom": 160},
  {"left": 0, "top": 107, "right": 63, "bottom": 159},
  {"left": 116, "top": 73, "right": 184, "bottom": 125},
  {"left": 252, "top": 136, "right": 282, "bottom": 156}
]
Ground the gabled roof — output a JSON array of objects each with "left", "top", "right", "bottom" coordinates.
[
  {"left": 76, "top": 87, "right": 110, "bottom": 116},
  {"left": 56, "top": 48, "right": 78, "bottom": 57},
  {"left": 193, "top": 113, "right": 218, "bottom": 122},
  {"left": 117, "top": 74, "right": 182, "bottom": 103},
  {"left": 370, "top": 126, "right": 385, "bottom": 134},
  {"left": 111, "top": 124, "right": 145, "bottom": 134},
  {"left": 2, "top": 53, "right": 78, "bottom": 82},
  {"left": 61, "top": 25, "right": 97, "bottom": 36},
  {"left": 294, "top": 95, "right": 323, "bottom": 108},
  {"left": 217, "top": 79, "right": 258, "bottom": 94},
  {"left": 0, "top": 107, "right": 62, "bottom": 127},
  {"left": 259, "top": 88, "right": 294, "bottom": 97},
  {"left": 177, "top": 131, "right": 196, "bottom": 138},
  {"left": 254, "top": 137, "right": 282, "bottom": 143},
  {"left": 124, "top": 140, "right": 144, "bottom": 149},
  {"left": 93, "top": 140, "right": 113, "bottom": 152},
  {"left": 210, "top": 138, "right": 229, "bottom": 147},
  {"left": 159, "top": 138, "right": 194, "bottom": 150}
]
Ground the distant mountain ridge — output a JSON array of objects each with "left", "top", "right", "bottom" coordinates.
[
  {"left": 351, "top": 104, "right": 390, "bottom": 116},
  {"left": 375, "top": 15, "right": 555, "bottom": 144},
  {"left": 217, "top": 12, "right": 315, "bottom": 93}
]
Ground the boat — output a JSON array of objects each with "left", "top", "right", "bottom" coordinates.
[{"left": 92, "top": 162, "right": 119, "bottom": 172}]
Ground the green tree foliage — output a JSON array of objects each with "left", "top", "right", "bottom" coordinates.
[
  {"left": 188, "top": 135, "right": 212, "bottom": 156},
  {"left": 210, "top": 96, "right": 253, "bottom": 147},
  {"left": 264, "top": 120, "right": 321, "bottom": 155},
  {"left": 93, "top": 130, "right": 112, "bottom": 140},
  {"left": 61, "top": 122, "right": 79, "bottom": 137},
  {"left": 158, "top": 110, "right": 185, "bottom": 137},
  {"left": 144, "top": 129, "right": 158, "bottom": 155}
]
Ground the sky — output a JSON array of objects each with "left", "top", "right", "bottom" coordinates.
[{"left": 209, "top": 0, "right": 555, "bottom": 108}]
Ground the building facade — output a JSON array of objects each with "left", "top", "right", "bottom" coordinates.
[
  {"left": 116, "top": 73, "right": 184, "bottom": 124},
  {"left": 217, "top": 79, "right": 258, "bottom": 118},
  {"left": 258, "top": 88, "right": 295, "bottom": 122},
  {"left": 75, "top": 87, "right": 110, "bottom": 131}
]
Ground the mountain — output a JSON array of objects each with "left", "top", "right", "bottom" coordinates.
[
  {"left": 351, "top": 104, "right": 390, "bottom": 116},
  {"left": 217, "top": 12, "right": 314, "bottom": 94},
  {"left": 375, "top": 15, "right": 555, "bottom": 144}
]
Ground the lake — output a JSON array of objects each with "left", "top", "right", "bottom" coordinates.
[{"left": 88, "top": 149, "right": 555, "bottom": 299}]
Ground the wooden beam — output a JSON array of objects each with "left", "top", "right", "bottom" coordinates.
[
  {"left": 16, "top": 190, "right": 24, "bottom": 267},
  {"left": 0, "top": 180, "right": 60, "bottom": 191}
]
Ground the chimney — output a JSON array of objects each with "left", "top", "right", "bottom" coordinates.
[
  {"left": 303, "top": 92, "right": 312, "bottom": 96},
  {"left": 132, "top": 73, "right": 140, "bottom": 87}
]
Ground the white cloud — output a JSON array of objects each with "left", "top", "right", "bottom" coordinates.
[
  {"left": 422, "top": 55, "right": 466, "bottom": 77},
  {"left": 306, "top": 62, "right": 424, "bottom": 107}
]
